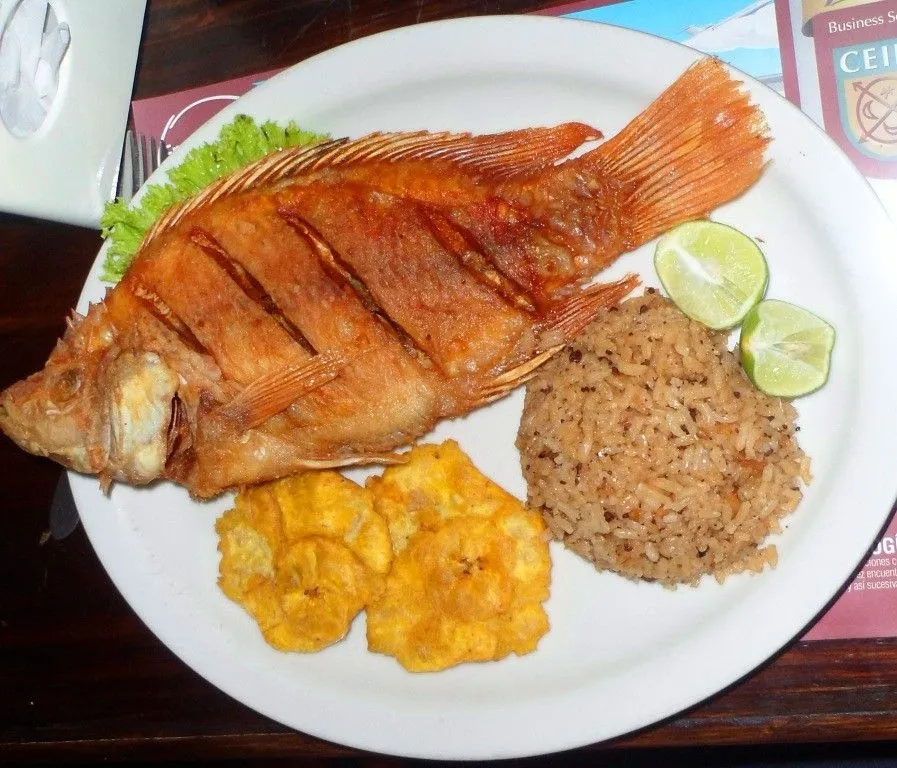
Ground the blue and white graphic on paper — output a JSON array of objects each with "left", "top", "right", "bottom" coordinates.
[{"left": 565, "top": 0, "right": 783, "bottom": 91}]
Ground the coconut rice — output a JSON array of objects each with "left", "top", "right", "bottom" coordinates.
[{"left": 516, "top": 290, "right": 811, "bottom": 587}]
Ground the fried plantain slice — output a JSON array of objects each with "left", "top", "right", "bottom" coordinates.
[
  {"left": 215, "top": 470, "right": 391, "bottom": 653},
  {"left": 366, "top": 440, "right": 551, "bottom": 672},
  {"left": 273, "top": 471, "right": 392, "bottom": 576}
]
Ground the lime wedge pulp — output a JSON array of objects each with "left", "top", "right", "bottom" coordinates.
[
  {"left": 654, "top": 220, "right": 769, "bottom": 330},
  {"left": 739, "top": 300, "right": 835, "bottom": 398}
]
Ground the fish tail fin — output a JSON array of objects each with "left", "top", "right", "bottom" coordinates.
[
  {"left": 473, "top": 274, "right": 639, "bottom": 404},
  {"left": 583, "top": 57, "right": 770, "bottom": 247}
]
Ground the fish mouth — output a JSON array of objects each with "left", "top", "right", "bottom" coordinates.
[{"left": 0, "top": 378, "right": 95, "bottom": 473}]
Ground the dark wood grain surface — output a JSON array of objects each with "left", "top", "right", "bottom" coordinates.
[{"left": 3, "top": 1, "right": 897, "bottom": 763}]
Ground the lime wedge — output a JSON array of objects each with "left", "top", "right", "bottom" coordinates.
[
  {"left": 739, "top": 300, "right": 835, "bottom": 398},
  {"left": 654, "top": 220, "right": 768, "bottom": 330}
]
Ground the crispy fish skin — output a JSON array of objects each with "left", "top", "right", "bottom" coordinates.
[{"left": 0, "top": 58, "right": 769, "bottom": 497}]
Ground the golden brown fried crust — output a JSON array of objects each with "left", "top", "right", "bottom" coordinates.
[{"left": 0, "top": 58, "right": 768, "bottom": 496}]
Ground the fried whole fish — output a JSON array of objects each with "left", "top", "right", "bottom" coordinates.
[{"left": 0, "top": 58, "right": 769, "bottom": 498}]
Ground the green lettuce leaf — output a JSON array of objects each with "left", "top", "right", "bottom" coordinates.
[{"left": 99, "top": 115, "right": 328, "bottom": 283}]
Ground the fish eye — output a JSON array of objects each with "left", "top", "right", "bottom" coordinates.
[{"left": 50, "top": 367, "right": 83, "bottom": 403}]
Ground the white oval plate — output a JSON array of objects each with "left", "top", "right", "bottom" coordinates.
[{"left": 70, "top": 15, "right": 897, "bottom": 761}]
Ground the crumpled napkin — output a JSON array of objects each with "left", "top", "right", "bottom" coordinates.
[{"left": 0, "top": 0, "right": 70, "bottom": 138}]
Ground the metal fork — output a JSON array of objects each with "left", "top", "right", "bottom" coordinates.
[{"left": 114, "top": 129, "right": 170, "bottom": 202}]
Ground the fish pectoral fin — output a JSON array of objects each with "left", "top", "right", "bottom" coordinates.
[{"left": 216, "top": 352, "right": 343, "bottom": 430}]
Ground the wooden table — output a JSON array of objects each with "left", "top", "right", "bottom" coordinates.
[{"left": 3, "top": 1, "right": 897, "bottom": 763}]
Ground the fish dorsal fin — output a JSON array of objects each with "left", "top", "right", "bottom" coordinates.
[
  {"left": 215, "top": 351, "right": 343, "bottom": 430},
  {"left": 142, "top": 123, "right": 600, "bottom": 248}
]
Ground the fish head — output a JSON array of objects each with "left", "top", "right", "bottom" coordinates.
[
  {"left": 0, "top": 306, "right": 181, "bottom": 487},
  {"left": 0, "top": 358, "right": 103, "bottom": 475}
]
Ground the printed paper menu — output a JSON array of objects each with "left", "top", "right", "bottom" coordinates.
[
  {"left": 777, "top": 0, "right": 897, "bottom": 216},
  {"left": 129, "top": 0, "right": 897, "bottom": 642}
]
